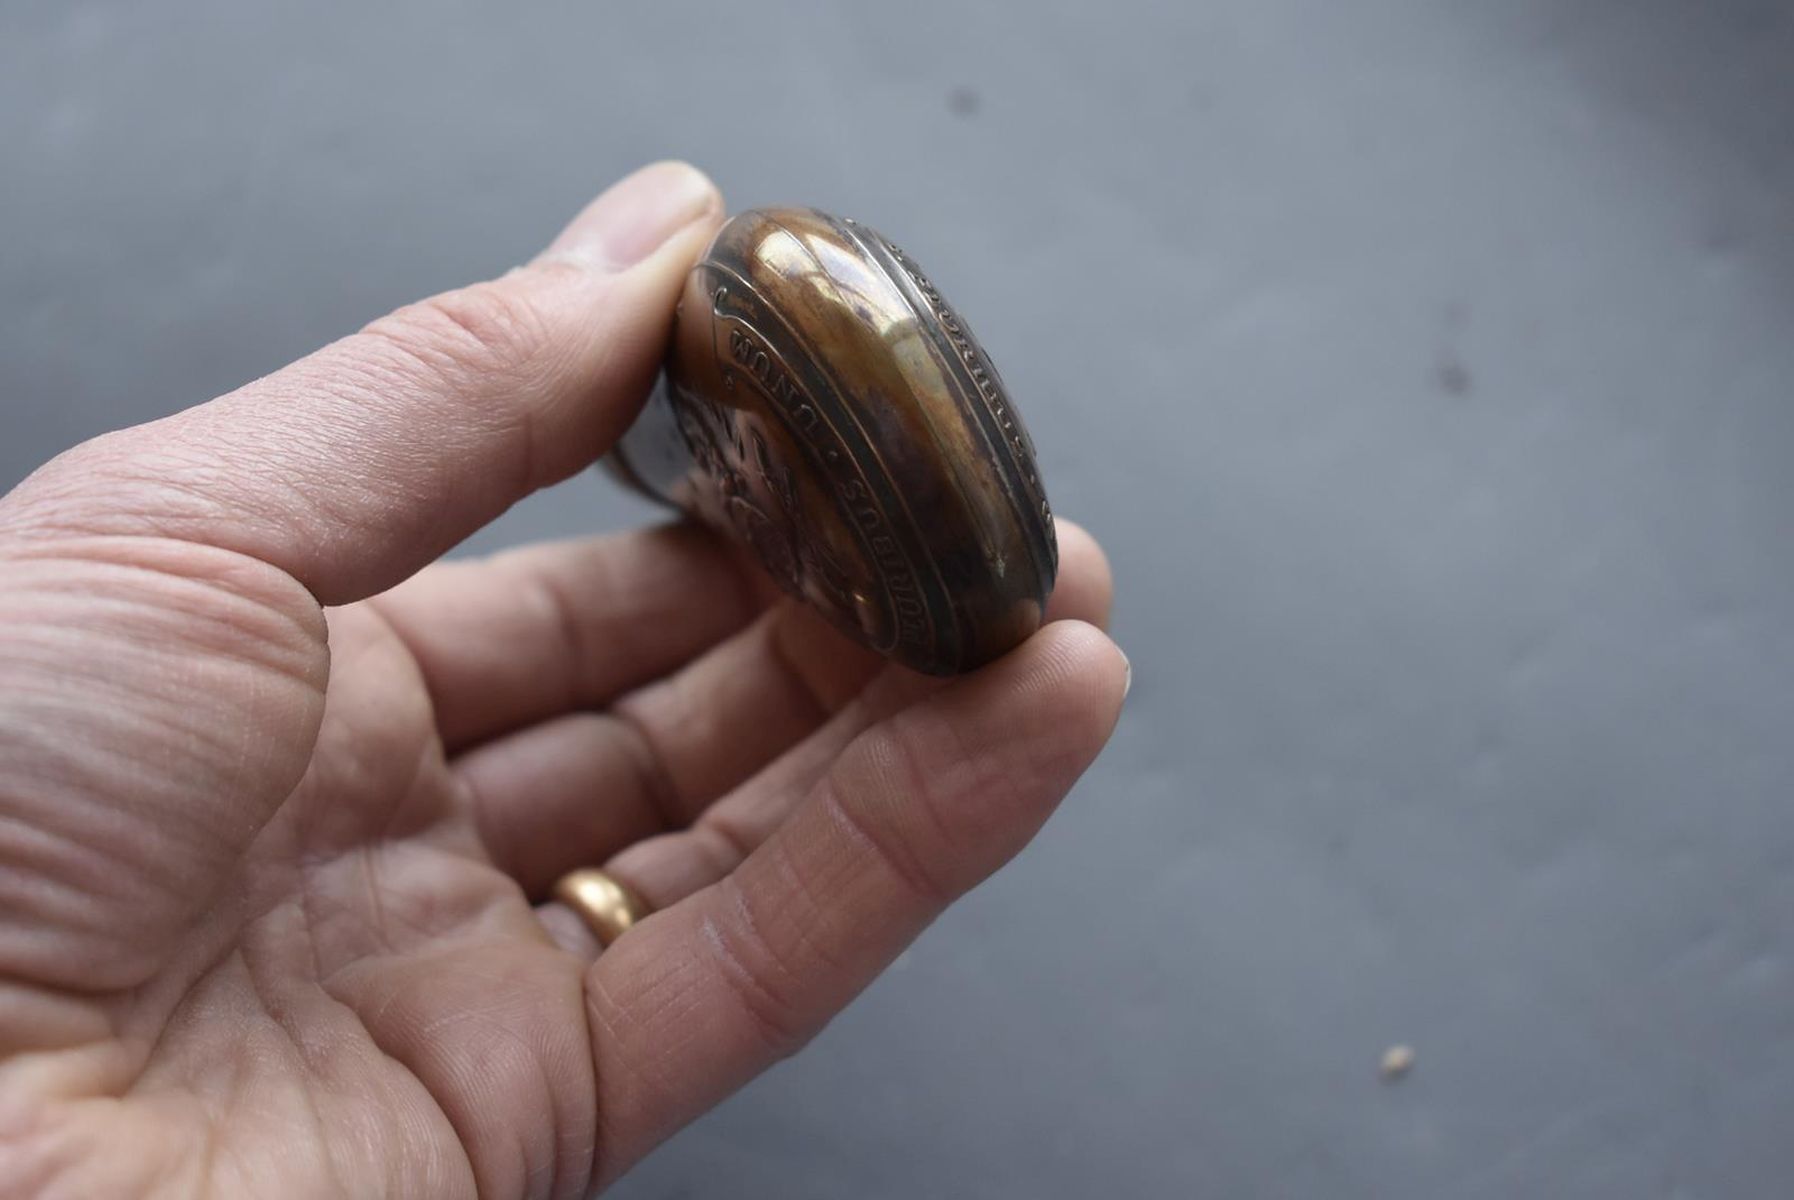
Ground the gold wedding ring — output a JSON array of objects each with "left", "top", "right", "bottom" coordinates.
[{"left": 553, "top": 868, "right": 652, "bottom": 948}]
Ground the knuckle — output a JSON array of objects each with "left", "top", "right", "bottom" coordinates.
[
  {"left": 5, "top": 427, "right": 164, "bottom": 517},
  {"left": 1, "top": 430, "right": 285, "bottom": 570},
  {"left": 702, "top": 886, "right": 817, "bottom": 1060},
  {"left": 826, "top": 735, "right": 957, "bottom": 905},
  {"left": 689, "top": 818, "right": 752, "bottom": 878},
  {"left": 362, "top": 278, "right": 555, "bottom": 383}
]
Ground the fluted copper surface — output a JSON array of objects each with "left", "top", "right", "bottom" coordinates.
[{"left": 609, "top": 208, "right": 1055, "bottom": 675}]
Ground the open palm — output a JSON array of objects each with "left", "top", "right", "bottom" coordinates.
[{"left": 0, "top": 164, "right": 1126, "bottom": 1198}]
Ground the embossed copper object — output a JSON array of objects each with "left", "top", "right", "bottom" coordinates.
[{"left": 606, "top": 208, "right": 1056, "bottom": 676}]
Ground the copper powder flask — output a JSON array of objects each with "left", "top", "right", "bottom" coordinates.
[{"left": 607, "top": 208, "right": 1056, "bottom": 676}]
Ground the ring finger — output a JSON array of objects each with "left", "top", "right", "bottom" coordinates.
[{"left": 534, "top": 521, "right": 1115, "bottom": 951}]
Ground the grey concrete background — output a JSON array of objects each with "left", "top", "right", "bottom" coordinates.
[{"left": 5, "top": 0, "right": 1793, "bottom": 1195}]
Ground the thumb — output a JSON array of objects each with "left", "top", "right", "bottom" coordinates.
[
  {"left": 0, "top": 164, "right": 717, "bottom": 1003},
  {"left": 2, "top": 161, "right": 723, "bottom": 605}
]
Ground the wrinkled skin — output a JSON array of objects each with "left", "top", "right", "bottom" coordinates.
[{"left": 0, "top": 164, "right": 1127, "bottom": 1198}]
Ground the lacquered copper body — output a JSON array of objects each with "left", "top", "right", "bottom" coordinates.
[{"left": 609, "top": 208, "right": 1056, "bottom": 675}]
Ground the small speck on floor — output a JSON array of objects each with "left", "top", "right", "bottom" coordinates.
[{"left": 1436, "top": 360, "right": 1471, "bottom": 396}]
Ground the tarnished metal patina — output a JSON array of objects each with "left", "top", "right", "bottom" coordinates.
[{"left": 608, "top": 208, "right": 1055, "bottom": 675}]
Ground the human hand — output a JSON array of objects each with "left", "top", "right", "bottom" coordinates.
[{"left": 0, "top": 163, "right": 1127, "bottom": 1198}]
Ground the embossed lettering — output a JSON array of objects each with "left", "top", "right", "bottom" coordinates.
[
  {"left": 712, "top": 313, "right": 934, "bottom": 653},
  {"left": 880, "top": 239, "right": 1043, "bottom": 508}
]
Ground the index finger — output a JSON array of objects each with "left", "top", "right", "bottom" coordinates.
[
  {"left": 0, "top": 162, "right": 723, "bottom": 606},
  {"left": 582, "top": 619, "right": 1130, "bottom": 1184}
]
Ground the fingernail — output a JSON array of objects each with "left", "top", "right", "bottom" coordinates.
[
  {"left": 1119, "top": 647, "right": 1132, "bottom": 699},
  {"left": 540, "top": 161, "right": 719, "bottom": 271}
]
